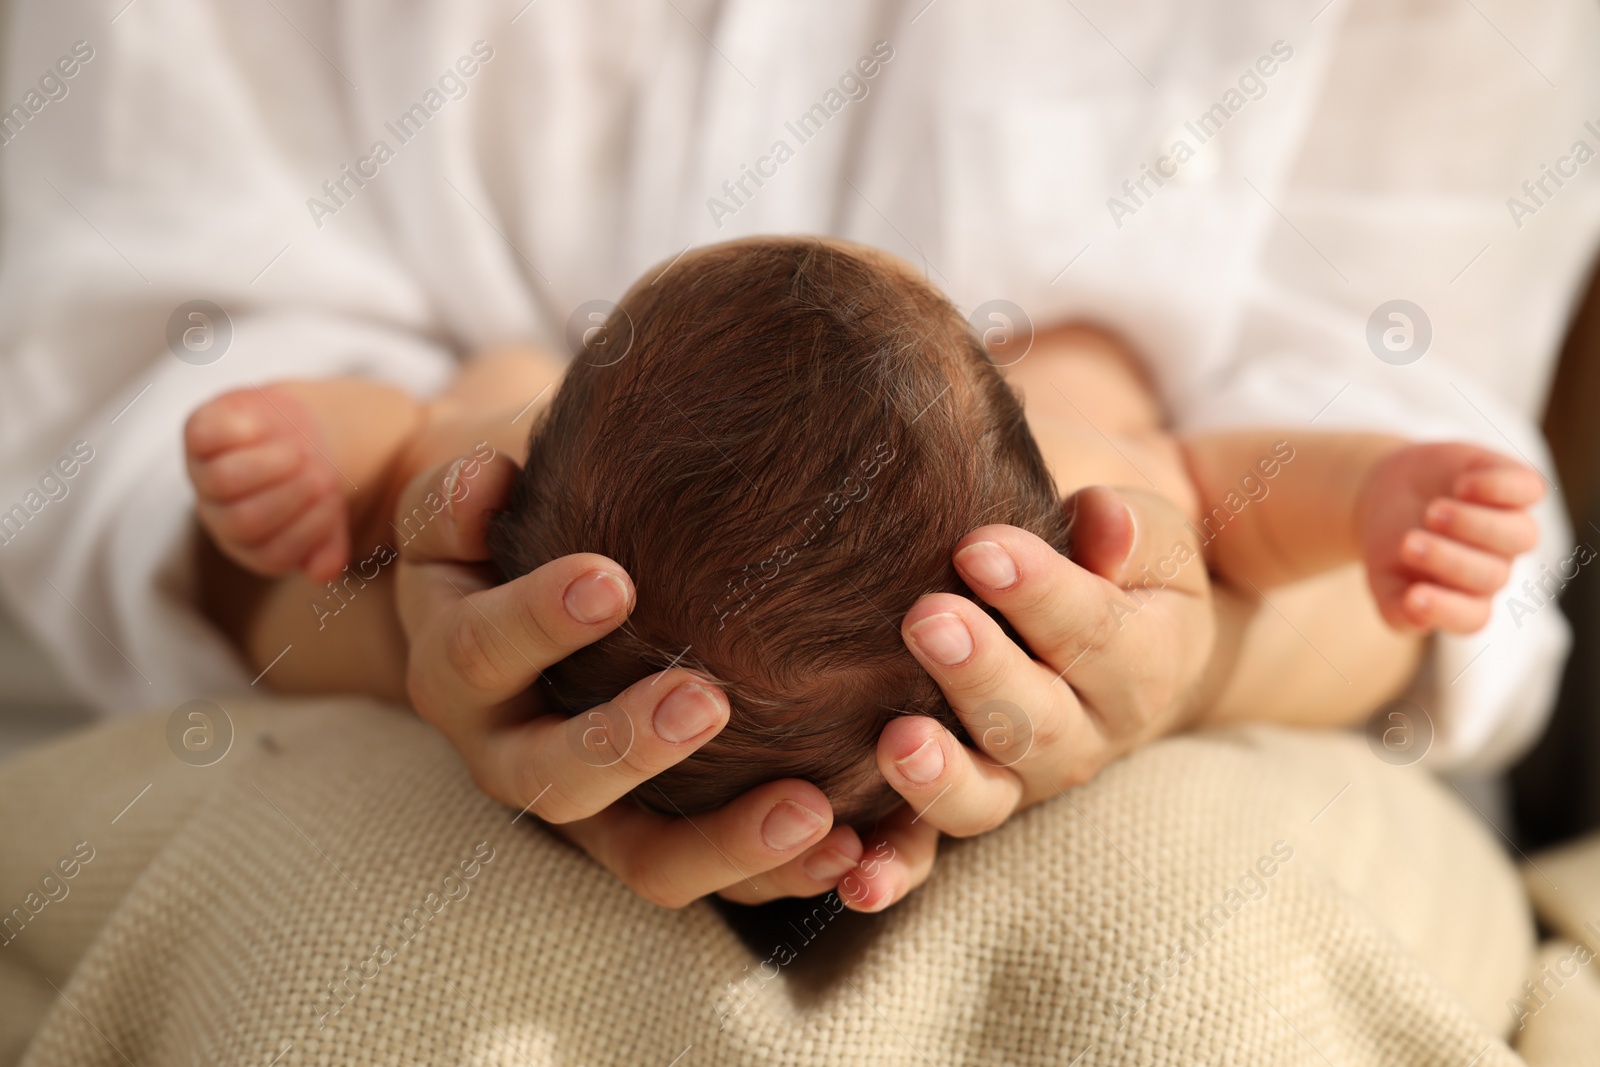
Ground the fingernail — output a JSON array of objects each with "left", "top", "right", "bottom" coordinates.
[
  {"left": 955, "top": 540, "right": 1018, "bottom": 590},
  {"left": 1402, "top": 530, "right": 1428, "bottom": 562},
  {"left": 1425, "top": 500, "right": 1451, "bottom": 528},
  {"left": 762, "top": 800, "right": 826, "bottom": 851},
  {"left": 654, "top": 682, "right": 722, "bottom": 744},
  {"left": 840, "top": 870, "right": 892, "bottom": 912},
  {"left": 858, "top": 887, "right": 896, "bottom": 913},
  {"left": 802, "top": 848, "right": 859, "bottom": 882},
  {"left": 908, "top": 612, "right": 974, "bottom": 666},
  {"left": 564, "top": 570, "right": 628, "bottom": 623},
  {"left": 894, "top": 737, "right": 945, "bottom": 784}
]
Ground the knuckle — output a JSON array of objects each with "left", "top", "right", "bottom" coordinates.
[
  {"left": 973, "top": 808, "right": 1010, "bottom": 835},
  {"left": 1004, "top": 570, "right": 1056, "bottom": 616},
  {"left": 1084, "top": 597, "right": 1123, "bottom": 651},
  {"left": 951, "top": 804, "right": 1009, "bottom": 837},
  {"left": 1055, "top": 755, "right": 1103, "bottom": 792},
  {"left": 442, "top": 615, "right": 512, "bottom": 694},
  {"left": 1029, "top": 701, "right": 1068, "bottom": 751},
  {"left": 625, "top": 860, "right": 692, "bottom": 909},
  {"left": 519, "top": 767, "right": 578, "bottom": 824},
  {"left": 509, "top": 585, "right": 569, "bottom": 654},
  {"left": 507, "top": 761, "right": 543, "bottom": 814},
  {"left": 955, "top": 648, "right": 1012, "bottom": 696},
  {"left": 716, "top": 884, "right": 766, "bottom": 906},
  {"left": 612, "top": 730, "right": 660, "bottom": 779},
  {"left": 466, "top": 765, "right": 512, "bottom": 810},
  {"left": 405, "top": 669, "right": 445, "bottom": 729}
]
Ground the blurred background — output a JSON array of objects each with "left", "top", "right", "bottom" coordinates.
[{"left": 0, "top": 607, "right": 88, "bottom": 762}]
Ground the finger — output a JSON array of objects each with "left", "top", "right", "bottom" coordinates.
[
  {"left": 183, "top": 392, "right": 274, "bottom": 458},
  {"left": 948, "top": 525, "right": 1118, "bottom": 671},
  {"left": 188, "top": 438, "right": 305, "bottom": 502},
  {"left": 473, "top": 669, "right": 728, "bottom": 822},
  {"left": 716, "top": 826, "right": 865, "bottom": 905},
  {"left": 236, "top": 494, "right": 345, "bottom": 575},
  {"left": 1061, "top": 485, "right": 1135, "bottom": 581},
  {"left": 1453, "top": 463, "right": 1546, "bottom": 508},
  {"left": 404, "top": 553, "right": 635, "bottom": 720},
  {"left": 561, "top": 780, "right": 834, "bottom": 908},
  {"left": 302, "top": 524, "right": 351, "bottom": 584},
  {"left": 1064, "top": 488, "right": 1209, "bottom": 597},
  {"left": 393, "top": 456, "right": 628, "bottom": 695},
  {"left": 394, "top": 453, "right": 521, "bottom": 567},
  {"left": 902, "top": 594, "right": 1106, "bottom": 797},
  {"left": 839, "top": 805, "right": 940, "bottom": 913},
  {"left": 1424, "top": 499, "right": 1539, "bottom": 556},
  {"left": 1399, "top": 529, "right": 1512, "bottom": 595},
  {"left": 1401, "top": 582, "right": 1492, "bottom": 633},
  {"left": 876, "top": 715, "right": 1023, "bottom": 837},
  {"left": 199, "top": 468, "right": 335, "bottom": 547}
]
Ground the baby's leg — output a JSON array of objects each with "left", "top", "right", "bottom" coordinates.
[
  {"left": 184, "top": 380, "right": 424, "bottom": 582},
  {"left": 185, "top": 349, "right": 566, "bottom": 585}
]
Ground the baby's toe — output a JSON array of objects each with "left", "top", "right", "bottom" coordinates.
[
  {"left": 302, "top": 528, "right": 351, "bottom": 584},
  {"left": 250, "top": 495, "right": 347, "bottom": 576},
  {"left": 1399, "top": 529, "right": 1511, "bottom": 595},
  {"left": 184, "top": 389, "right": 288, "bottom": 460},
  {"left": 190, "top": 436, "right": 306, "bottom": 503},
  {"left": 1403, "top": 583, "right": 1492, "bottom": 634},
  {"left": 1452, "top": 465, "right": 1546, "bottom": 508},
  {"left": 202, "top": 463, "right": 338, "bottom": 548},
  {"left": 1424, "top": 498, "right": 1539, "bottom": 556}
]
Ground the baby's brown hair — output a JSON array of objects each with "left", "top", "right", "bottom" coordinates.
[{"left": 489, "top": 238, "right": 1067, "bottom": 826}]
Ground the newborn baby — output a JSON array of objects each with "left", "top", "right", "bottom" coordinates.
[
  {"left": 184, "top": 236, "right": 1545, "bottom": 831},
  {"left": 488, "top": 240, "right": 1067, "bottom": 823}
]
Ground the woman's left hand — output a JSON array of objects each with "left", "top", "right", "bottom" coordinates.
[{"left": 841, "top": 485, "right": 1216, "bottom": 910}]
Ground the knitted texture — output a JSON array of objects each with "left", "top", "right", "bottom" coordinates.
[{"left": 0, "top": 701, "right": 1546, "bottom": 1065}]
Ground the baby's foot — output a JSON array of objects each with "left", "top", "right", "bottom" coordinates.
[
  {"left": 185, "top": 384, "right": 351, "bottom": 582},
  {"left": 1359, "top": 442, "right": 1543, "bottom": 633}
]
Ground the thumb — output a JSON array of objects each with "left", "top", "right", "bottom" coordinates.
[
  {"left": 1063, "top": 485, "right": 1136, "bottom": 582},
  {"left": 394, "top": 450, "right": 520, "bottom": 566}
]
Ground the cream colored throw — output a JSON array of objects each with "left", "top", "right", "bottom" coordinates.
[{"left": 0, "top": 700, "right": 1593, "bottom": 1065}]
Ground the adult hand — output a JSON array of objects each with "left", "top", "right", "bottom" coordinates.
[
  {"left": 845, "top": 485, "right": 1216, "bottom": 909},
  {"left": 392, "top": 452, "right": 867, "bottom": 908}
]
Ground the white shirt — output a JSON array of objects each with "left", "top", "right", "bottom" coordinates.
[{"left": 1, "top": 0, "right": 1596, "bottom": 772}]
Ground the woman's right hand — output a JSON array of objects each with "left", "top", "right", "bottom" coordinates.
[{"left": 391, "top": 452, "right": 867, "bottom": 908}]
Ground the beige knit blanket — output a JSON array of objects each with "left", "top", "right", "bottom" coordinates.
[{"left": 1, "top": 699, "right": 1596, "bottom": 1066}]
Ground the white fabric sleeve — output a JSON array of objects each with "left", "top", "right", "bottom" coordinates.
[
  {"left": 0, "top": 2, "right": 456, "bottom": 714},
  {"left": 1169, "top": 0, "right": 1600, "bottom": 773},
  {"left": 1179, "top": 340, "right": 1574, "bottom": 776}
]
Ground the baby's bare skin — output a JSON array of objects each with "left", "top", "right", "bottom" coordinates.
[
  {"left": 187, "top": 351, "right": 565, "bottom": 698},
  {"left": 181, "top": 292, "right": 1542, "bottom": 920},
  {"left": 187, "top": 320, "right": 1539, "bottom": 734}
]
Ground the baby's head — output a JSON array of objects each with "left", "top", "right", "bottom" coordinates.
[{"left": 489, "top": 238, "right": 1067, "bottom": 827}]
